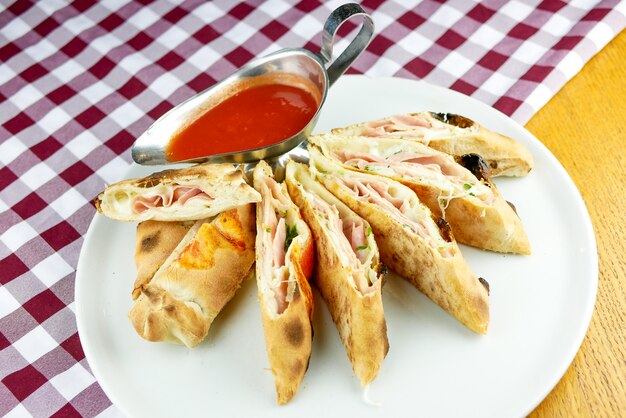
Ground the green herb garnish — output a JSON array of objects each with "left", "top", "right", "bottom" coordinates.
[
  {"left": 463, "top": 183, "right": 472, "bottom": 190},
  {"left": 284, "top": 224, "right": 298, "bottom": 251},
  {"left": 366, "top": 226, "right": 372, "bottom": 236},
  {"left": 356, "top": 245, "right": 368, "bottom": 251},
  {"left": 265, "top": 227, "right": 271, "bottom": 233}
]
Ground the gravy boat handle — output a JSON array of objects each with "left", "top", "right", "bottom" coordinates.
[{"left": 318, "top": 3, "right": 375, "bottom": 86}]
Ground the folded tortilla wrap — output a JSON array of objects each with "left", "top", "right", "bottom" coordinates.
[
  {"left": 96, "top": 163, "right": 260, "bottom": 221},
  {"left": 253, "top": 160, "right": 314, "bottom": 404},
  {"left": 331, "top": 112, "right": 533, "bottom": 177},
  {"left": 285, "top": 159, "right": 389, "bottom": 385}
]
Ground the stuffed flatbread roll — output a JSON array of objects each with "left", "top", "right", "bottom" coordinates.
[
  {"left": 310, "top": 134, "right": 530, "bottom": 254},
  {"left": 253, "top": 160, "right": 314, "bottom": 405},
  {"left": 96, "top": 163, "right": 261, "bottom": 221},
  {"left": 285, "top": 160, "right": 388, "bottom": 385},
  {"left": 129, "top": 204, "right": 256, "bottom": 348},
  {"left": 309, "top": 146, "right": 489, "bottom": 334},
  {"left": 331, "top": 112, "right": 533, "bottom": 177},
  {"left": 133, "top": 220, "right": 193, "bottom": 300}
]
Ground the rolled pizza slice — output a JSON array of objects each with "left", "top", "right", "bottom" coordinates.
[
  {"left": 331, "top": 111, "right": 533, "bottom": 177},
  {"left": 96, "top": 163, "right": 261, "bottom": 222},
  {"left": 253, "top": 160, "right": 314, "bottom": 405},
  {"left": 285, "top": 159, "right": 388, "bottom": 386},
  {"left": 129, "top": 204, "right": 256, "bottom": 348},
  {"left": 310, "top": 134, "right": 530, "bottom": 254},
  {"left": 308, "top": 145, "right": 490, "bottom": 334}
]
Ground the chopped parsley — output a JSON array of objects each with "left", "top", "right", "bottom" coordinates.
[
  {"left": 284, "top": 224, "right": 298, "bottom": 252},
  {"left": 366, "top": 226, "right": 372, "bottom": 236},
  {"left": 364, "top": 166, "right": 372, "bottom": 171},
  {"left": 356, "top": 245, "right": 368, "bottom": 251},
  {"left": 464, "top": 183, "right": 476, "bottom": 197},
  {"left": 265, "top": 227, "right": 271, "bottom": 233}
]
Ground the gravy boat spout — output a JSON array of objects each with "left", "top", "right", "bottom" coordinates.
[{"left": 131, "top": 3, "right": 374, "bottom": 166}]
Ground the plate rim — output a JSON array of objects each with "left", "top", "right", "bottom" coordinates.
[{"left": 75, "top": 74, "right": 598, "bottom": 417}]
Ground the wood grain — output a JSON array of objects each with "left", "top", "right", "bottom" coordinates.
[{"left": 526, "top": 30, "right": 626, "bottom": 417}]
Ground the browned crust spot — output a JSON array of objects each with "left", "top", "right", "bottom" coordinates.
[
  {"left": 436, "top": 217, "right": 454, "bottom": 242},
  {"left": 381, "top": 318, "right": 390, "bottom": 355},
  {"left": 224, "top": 169, "right": 243, "bottom": 181},
  {"left": 284, "top": 318, "right": 304, "bottom": 347},
  {"left": 140, "top": 231, "right": 160, "bottom": 253},
  {"left": 430, "top": 112, "right": 475, "bottom": 129},
  {"left": 457, "top": 153, "right": 492, "bottom": 183},
  {"left": 290, "top": 359, "right": 304, "bottom": 379},
  {"left": 478, "top": 277, "right": 490, "bottom": 295},
  {"left": 506, "top": 200, "right": 518, "bottom": 215}
]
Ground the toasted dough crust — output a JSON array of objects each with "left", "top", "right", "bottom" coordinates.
[
  {"left": 424, "top": 186, "right": 529, "bottom": 255},
  {"left": 310, "top": 135, "right": 530, "bottom": 254},
  {"left": 133, "top": 221, "right": 193, "bottom": 300},
  {"left": 332, "top": 111, "right": 533, "bottom": 177},
  {"left": 253, "top": 161, "right": 314, "bottom": 404},
  {"left": 309, "top": 150, "right": 489, "bottom": 334},
  {"left": 96, "top": 163, "right": 260, "bottom": 222},
  {"left": 286, "top": 160, "right": 388, "bottom": 384},
  {"left": 128, "top": 204, "right": 256, "bottom": 347}
]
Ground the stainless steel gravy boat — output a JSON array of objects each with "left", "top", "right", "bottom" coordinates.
[{"left": 131, "top": 3, "right": 374, "bottom": 167}]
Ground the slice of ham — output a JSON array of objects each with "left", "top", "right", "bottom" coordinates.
[
  {"left": 257, "top": 174, "right": 298, "bottom": 315},
  {"left": 273, "top": 217, "right": 287, "bottom": 268},
  {"left": 360, "top": 113, "right": 468, "bottom": 139},
  {"left": 361, "top": 126, "right": 387, "bottom": 137},
  {"left": 344, "top": 219, "right": 368, "bottom": 264},
  {"left": 132, "top": 195, "right": 163, "bottom": 213},
  {"left": 338, "top": 147, "right": 467, "bottom": 179},
  {"left": 337, "top": 176, "right": 427, "bottom": 235},
  {"left": 368, "top": 181, "right": 405, "bottom": 210},
  {"left": 389, "top": 114, "right": 432, "bottom": 129},
  {"left": 132, "top": 186, "right": 212, "bottom": 213},
  {"left": 310, "top": 193, "right": 373, "bottom": 293},
  {"left": 386, "top": 152, "right": 466, "bottom": 177},
  {"left": 175, "top": 187, "right": 204, "bottom": 205},
  {"left": 338, "top": 150, "right": 382, "bottom": 163},
  {"left": 334, "top": 175, "right": 455, "bottom": 257},
  {"left": 363, "top": 114, "right": 432, "bottom": 136}
]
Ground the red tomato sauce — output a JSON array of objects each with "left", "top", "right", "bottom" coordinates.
[{"left": 167, "top": 82, "right": 319, "bottom": 161}]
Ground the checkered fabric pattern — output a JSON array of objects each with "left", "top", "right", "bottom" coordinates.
[{"left": 0, "top": 0, "right": 624, "bottom": 416}]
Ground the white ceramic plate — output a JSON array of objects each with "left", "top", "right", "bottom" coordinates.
[{"left": 75, "top": 75, "right": 597, "bottom": 418}]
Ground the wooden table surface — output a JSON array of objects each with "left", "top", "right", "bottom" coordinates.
[{"left": 526, "top": 30, "right": 626, "bottom": 417}]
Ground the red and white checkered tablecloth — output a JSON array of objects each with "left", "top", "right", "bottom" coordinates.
[{"left": 0, "top": 0, "right": 624, "bottom": 416}]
